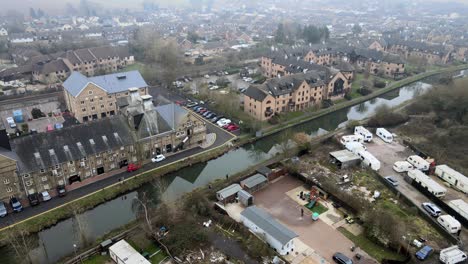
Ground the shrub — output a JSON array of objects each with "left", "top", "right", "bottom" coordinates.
[
  {"left": 31, "top": 108, "right": 45, "bottom": 119},
  {"left": 358, "top": 88, "right": 372, "bottom": 96},
  {"left": 344, "top": 92, "right": 352, "bottom": 100},
  {"left": 322, "top": 99, "right": 333, "bottom": 108},
  {"left": 367, "top": 105, "right": 409, "bottom": 127},
  {"left": 346, "top": 120, "right": 360, "bottom": 132},
  {"left": 374, "top": 80, "right": 386, "bottom": 88}
]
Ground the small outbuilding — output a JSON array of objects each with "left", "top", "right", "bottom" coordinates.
[
  {"left": 238, "top": 189, "right": 254, "bottom": 206},
  {"left": 240, "top": 206, "right": 298, "bottom": 255},
  {"left": 216, "top": 183, "right": 242, "bottom": 203},
  {"left": 109, "top": 239, "right": 151, "bottom": 264},
  {"left": 256, "top": 166, "right": 272, "bottom": 177},
  {"left": 240, "top": 173, "right": 268, "bottom": 192},
  {"left": 329, "top": 150, "right": 361, "bottom": 169}
]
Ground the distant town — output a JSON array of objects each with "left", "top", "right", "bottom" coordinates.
[{"left": 0, "top": 0, "right": 468, "bottom": 264}]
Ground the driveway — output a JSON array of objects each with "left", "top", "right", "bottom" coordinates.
[{"left": 253, "top": 175, "right": 373, "bottom": 263}]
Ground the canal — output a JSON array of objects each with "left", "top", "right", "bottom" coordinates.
[{"left": 1, "top": 81, "right": 432, "bottom": 264}]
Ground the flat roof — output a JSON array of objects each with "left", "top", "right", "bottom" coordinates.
[{"left": 330, "top": 150, "right": 360, "bottom": 163}]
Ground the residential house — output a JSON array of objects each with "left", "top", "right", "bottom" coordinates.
[
  {"left": 63, "top": 71, "right": 148, "bottom": 122},
  {"left": 384, "top": 38, "right": 451, "bottom": 64},
  {"left": 9, "top": 33, "right": 35, "bottom": 44},
  {"left": 240, "top": 206, "right": 298, "bottom": 255},
  {"left": 244, "top": 69, "right": 352, "bottom": 121},
  {"left": 0, "top": 28, "right": 8, "bottom": 37},
  {"left": 350, "top": 48, "right": 405, "bottom": 78}
]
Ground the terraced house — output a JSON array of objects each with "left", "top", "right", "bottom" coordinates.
[
  {"left": 0, "top": 89, "right": 207, "bottom": 204},
  {"left": 63, "top": 70, "right": 148, "bottom": 122},
  {"left": 244, "top": 69, "right": 352, "bottom": 121}
]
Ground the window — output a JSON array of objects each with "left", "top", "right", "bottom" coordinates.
[
  {"left": 3, "top": 178, "right": 10, "bottom": 184},
  {"left": 88, "top": 90, "right": 93, "bottom": 95},
  {"left": 41, "top": 176, "right": 48, "bottom": 182},
  {"left": 82, "top": 108, "right": 86, "bottom": 112},
  {"left": 90, "top": 98, "right": 94, "bottom": 102},
  {"left": 55, "top": 165, "right": 59, "bottom": 169},
  {"left": 81, "top": 101, "right": 85, "bottom": 104},
  {"left": 25, "top": 180, "right": 33, "bottom": 187},
  {"left": 6, "top": 187, "right": 12, "bottom": 193},
  {"left": 100, "top": 97, "right": 103, "bottom": 100},
  {"left": 91, "top": 107, "right": 95, "bottom": 110},
  {"left": 109, "top": 102, "right": 113, "bottom": 106},
  {"left": 69, "top": 161, "right": 74, "bottom": 165},
  {"left": 101, "top": 105, "right": 104, "bottom": 108},
  {"left": 40, "top": 169, "right": 45, "bottom": 173},
  {"left": 23, "top": 174, "right": 30, "bottom": 178}
]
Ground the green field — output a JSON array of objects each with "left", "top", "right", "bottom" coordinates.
[{"left": 305, "top": 201, "right": 329, "bottom": 215}]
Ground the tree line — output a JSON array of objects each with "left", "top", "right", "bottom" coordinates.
[{"left": 274, "top": 22, "right": 330, "bottom": 44}]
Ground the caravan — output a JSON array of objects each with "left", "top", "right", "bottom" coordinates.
[
  {"left": 340, "top": 134, "right": 364, "bottom": 146},
  {"left": 440, "top": 246, "right": 467, "bottom": 264},
  {"left": 354, "top": 126, "right": 373, "bottom": 142},
  {"left": 407, "top": 155, "right": 430, "bottom": 171},
  {"left": 376, "top": 128, "right": 393, "bottom": 143},
  {"left": 437, "top": 215, "right": 461, "bottom": 234},
  {"left": 345, "top": 142, "right": 367, "bottom": 154},
  {"left": 357, "top": 150, "right": 381, "bottom": 171},
  {"left": 435, "top": 165, "right": 468, "bottom": 193},
  {"left": 408, "top": 170, "right": 447, "bottom": 198},
  {"left": 393, "top": 161, "right": 415, "bottom": 173}
]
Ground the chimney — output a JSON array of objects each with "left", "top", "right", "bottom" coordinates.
[
  {"left": 128, "top": 87, "right": 139, "bottom": 104},
  {"left": 141, "top": 95, "right": 153, "bottom": 111}
]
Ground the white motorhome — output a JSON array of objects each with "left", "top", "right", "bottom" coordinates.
[
  {"left": 354, "top": 126, "right": 373, "bottom": 142},
  {"left": 435, "top": 165, "right": 468, "bottom": 193},
  {"left": 408, "top": 169, "right": 447, "bottom": 198},
  {"left": 376, "top": 128, "right": 393, "bottom": 143},
  {"left": 340, "top": 134, "right": 364, "bottom": 146},
  {"left": 393, "top": 161, "right": 415, "bottom": 173},
  {"left": 345, "top": 142, "right": 367, "bottom": 154},
  {"left": 407, "top": 155, "right": 430, "bottom": 171},
  {"left": 440, "top": 246, "right": 467, "bottom": 264},
  {"left": 437, "top": 215, "right": 461, "bottom": 234},
  {"left": 448, "top": 199, "right": 468, "bottom": 221},
  {"left": 357, "top": 150, "right": 381, "bottom": 171}
]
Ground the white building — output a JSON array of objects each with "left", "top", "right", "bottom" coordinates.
[
  {"left": 240, "top": 206, "right": 298, "bottom": 255},
  {"left": 109, "top": 239, "right": 151, "bottom": 264},
  {"left": 0, "top": 28, "right": 8, "bottom": 36}
]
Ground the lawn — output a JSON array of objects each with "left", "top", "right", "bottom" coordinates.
[
  {"left": 305, "top": 201, "right": 329, "bottom": 215},
  {"left": 120, "top": 62, "right": 145, "bottom": 73},
  {"left": 83, "top": 254, "right": 110, "bottom": 264},
  {"left": 338, "top": 227, "right": 406, "bottom": 262}
]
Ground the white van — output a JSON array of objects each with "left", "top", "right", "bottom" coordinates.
[
  {"left": 6, "top": 117, "right": 16, "bottom": 128},
  {"left": 354, "top": 126, "right": 373, "bottom": 142},
  {"left": 407, "top": 155, "right": 430, "bottom": 171},
  {"left": 345, "top": 142, "right": 367, "bottom": 154},
  {"left": 440, "top": 246, "right": 467, "bottom": 264},
  {"left": 393, "top": 161, "right": 415, "bottom": 173},
  {"left": 340, "top": 134, "right": 364, "bottom": 146},
  {"left": 376, "top": 128, "right": 393, "bottom": 143},
  {"left": 437, "top": 215, "right": 461, "bottom": 234}
]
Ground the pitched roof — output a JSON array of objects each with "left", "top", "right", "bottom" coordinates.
[
  {"left": 216, "top": 184, "right": 242, "bottom": 200},
  {"left": 240, "top": 174, "right": 267, "bottom": 188},
  {"left": 63, "top": 70, "right": 148, "bottom": 97},
  {"left": 11, "top": 116, "right": 134, "bottom": 174},
  {"left": 155, "top": 103, "right": 189, "bottom": 130},
  {"left": 241, "top": 206, "right": 298, "bottom": 245},
  {"left": 244, "top": 86, "right": 269, "bottom": 101}
]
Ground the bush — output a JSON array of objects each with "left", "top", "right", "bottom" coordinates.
[
  {"left": 322, "top": 99, "right": 333, "bottom": 108},
  {"left": 367, "top": 105, "right": 409, "bottom": 127},
  {"left": 346, "top": 120, "right": 360, "bottom": 132},
  {"left": 31, "top": 108, "right": 45, "bottom": 119},
  {"left": 344, "top": 92, "right": 352, "bottom": 100},
  {"left": 374, "top": 80, "right": 386, "bottom": 88},
  {"left": 358, "top": 88, "right": 372, "bottom": 96}
]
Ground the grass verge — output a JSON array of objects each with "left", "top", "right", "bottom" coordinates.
[{"left": 338, "top": 227, "right": 406, "bottom": 262}]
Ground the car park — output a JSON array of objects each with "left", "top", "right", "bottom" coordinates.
[
  {"left": 202, "top": 111, "right": 212, "bottom": 117},
  {"left": 28, "top": 193, "right": 40, "bottom": 206},
  {"left": 227, "top": 124, "right": 239, "bottom": 131},
  {"left": 206, "top": 113, "right": 216, "bottom": 119},
  {"left": 333, "top": 252, "right": 353, "bottom": 264},
  {"left": 211, "top": 116, "right": 221, "bottom": 123},
  {"left": 422, "top": 202, "right": 441, "bottom": 217},
  {"left": 187, "top": 102, "right": 198, "bottom": 108},
  {"left": 199, "top": 108, "right": 208, "bottom": 114},
  {"left": 0, "top": 202, "right": 7, "bottom": 217},
  {"left": 10, "top": 197, "right": 23, "bottom": 212},
  {"left": 57, "top": 185, "right": 67, "bottom": 197},
  {"left": 196, "top": 107, "right": 205, "bottom": 113},
  {"left": 217, "top": 119, "right": 231, "bottom": 127},
  {"left": 41, "top": 191, "right": 52, "bottom": 202},
  {"left": 151, "top": 154, "right": 166, "bottom": 163},
  {"left": 384, "top": 176, "right": 399, "bottom": 186}
]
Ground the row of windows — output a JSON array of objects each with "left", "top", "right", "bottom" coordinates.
[{"left": 82, "top": 103, "right": 114, "bottom": 112}]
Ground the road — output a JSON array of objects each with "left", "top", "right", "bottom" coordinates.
[{"left": 0, "top": 115, "right": 235, "bottom": 228}]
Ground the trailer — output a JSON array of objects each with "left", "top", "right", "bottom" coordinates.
[
  {"left": 440, "top": 246, "right": 467, "bottom": 264},
  {"left": 407, "top": 169, "right": 446, "bottom": 197},
  {"left": 437, "top": 215, "right": 461, "bottom": 234},
  {"left": 357, "top": 150, "right": 381, "bottom": 171},
  {"left": 340, "top": 134, "right": 364, "bottom": 146},
  {"left": 109, "top": 239, "right": 151, "bottom": 264},
  {"left": 393, "top": 161, "right": 414, "bottom": 173},
  {"left": 407, "top": 155, "right": 430, "bottom": 171},
  {"left": 435, "top": 165, "right": 468, "bottom": 193},
  {"left": 345, "top": 142, "right": 366, "bottom": 154},
  {"left": 354, "top": 126, "right": 373, "bottom": 142},
  {"left": 448, "top": 199, "right": 468, "bottom": 221},
  {"left": 376, "top": 128, "right": 393, "bottom": 143}
]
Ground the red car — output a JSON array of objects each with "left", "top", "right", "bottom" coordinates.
[
  {"left": 227, "top": 124, "right": 239, "bottom": 131},
  {"left": 175, "top": 100, "right": 185, "bottom": 106},
  {"left": 199, "top": 109, "right": 208, "bottom": 114},
  {"left": 222, "top": 122, "right": 232, "bottom": 129},
  {"left": 127, "top": 163, "right": 141, "bottom": 172}
]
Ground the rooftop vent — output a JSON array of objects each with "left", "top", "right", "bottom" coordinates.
[{"left": 117, "top": 74, "right": 127, "bottom": 80}]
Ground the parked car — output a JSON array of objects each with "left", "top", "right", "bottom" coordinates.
[
  {"left": 127, "top": 163, "right": 141, "bottom": 172},
  {"left": 28, "top": 193, "right": 40, "bottom": 206},
  {"left": 422, "top": 202, "right": 441, "bottom": 217},
  {"left": 187, "top": 102, "right": 198, "bottom": 108},
  {"left": 202, "top": 111, "right": 212, "bottom": 117},
  {"left": 384, "top": 176, "right": 399, "bottom": 186},
  {"left": 416, "top": 245, "right": 433, "bottom": 260},
  {"left": 217, "top": 118, "right": 231, "bottom": 127},
  {"left": 206, "top": 113, "right": 216, "bottom": 119},
  {"left": 204, "top": 74, "right": 210, "bottom": 78},
  {"left": 0, "top": 202, "right": 7, "bottom": 217},
  {"left": 41, "top": 191, "right": 52, "bottom": 202},
  {"left": 345, "top": 216, "right": 355, "bottom": 224},
  {"left": 227, "top": 124, "right": 239, "bottom": 131},
  {"left": 175, "top": 100, "right": 186, "bottom": 106},
  {"left": 10, "top": 197, "right": 23, "bottom": 212},
  {"left": 196, "top": 107, "right": 206, "bottom": 113},
  {"left": 151, "top": 154, "right": 166, "bottom": 163},
  {"left": 239, "top": 88, "right": 247, "bottom": 93},
  {"left": 57, "top": 185, "right": 67, "bottom": 197},
  {"left": 333, "top": 252, "right": 353, "bottom": 264},
  {"left": 211, "top": 116, "right": 223, "bottom": 123}
]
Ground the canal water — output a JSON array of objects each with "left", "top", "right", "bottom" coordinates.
[{"left": 2, "top": 81, "right": 432, "bottom": 264}]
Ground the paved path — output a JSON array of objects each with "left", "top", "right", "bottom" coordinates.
[{"left": 0, "top": 121, "right": 234, "bottom": 229}]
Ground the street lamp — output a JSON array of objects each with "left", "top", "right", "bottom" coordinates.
[{"left": 73, "top": 244, "right": 83, "bottom": 264}]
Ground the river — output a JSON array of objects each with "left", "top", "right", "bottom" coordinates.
[{"left": 0, "top": 81, "right": 432, "bottom": 264}]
